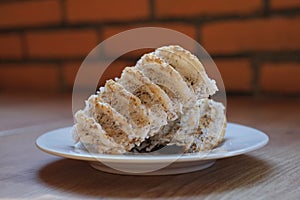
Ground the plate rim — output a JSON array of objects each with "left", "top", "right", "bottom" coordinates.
[{"left": 36, "top": 122, "right": 269, "bottom": 163}]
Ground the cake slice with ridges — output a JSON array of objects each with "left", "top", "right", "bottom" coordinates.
[
  {"left": 155, "top": 45, "right": 218, "bottom": 98},
  {"left": 98, "top": 79, "right": 150, "bottom": 142},
  {"left": 136, "top": 53, "right": 196, "bottom": 112},
  {"left": 118, "top": 67, "right": 177, "bottom": 136}
]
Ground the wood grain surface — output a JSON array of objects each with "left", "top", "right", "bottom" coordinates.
[{"left": 0, "top": 94, "right": 300, "bottom": 199}]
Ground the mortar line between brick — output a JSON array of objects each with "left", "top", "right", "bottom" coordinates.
[
  {"left": 57, "top": 62, "right": 67, "bottom": 93},
  {"left": 20, "top": 30, "right": 28, "bottom": 60},
  {"left": 60, "top": 0, "right": 67, "bottom": 25},
  {"left": 96, "top": 26, "right": 103, "bottom": 44},
  {"left": 251, "top": 58, "right": 261, "bottom": 97},
  {"left": 263, "top": 0, "right": 271, "bottom": 17},
  {"left": 195, "top": 23, "right": 202, "bottom": 45},
  {"left": 195, "top": 23, "right": 205, "bottom": 61},
  {"left": 149, "top": 0, "right": 155, "bottom": 20}
]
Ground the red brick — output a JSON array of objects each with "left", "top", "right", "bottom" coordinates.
[
  {"left": 63, "top": 60, "right": 134, "bottom": 88},
  {"left": 260, "top": 63, "right": 300, "bottom": 93},
  {"left": 66, "top": 0, "right": 149, "bottom": 23},
  {"left": 0, "top": 1, "right": 62, "bottom": 28},
  {"left": 155, "top": 0, "right": 261, "bottom": 18},
  {"left": 214, "top": 59, "right": 253, "bottom": 91},
  {"left": 271, "top": 0, "right": 300, "bottom": 10},
  {"left": 202, "top": 17, "right": 300, "bottom": 54},
  {"left": 102, "top": 23, "right": 197, "bottom": 40},
  {"left": 102, "top": 24, "right": 197, "bottom": 57},
  {"left": 0, "top": 64, "right": 60, "bottom": 92},
  {"left": 0, "top": 34, "right": 23, "bottom": 59},
  {"left": 26, "top": 29, "right": 99, "bottom": 58}
]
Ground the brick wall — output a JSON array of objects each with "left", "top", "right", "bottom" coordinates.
[{"left": 0, "top": 0, "right": 300, "bottom": 96}]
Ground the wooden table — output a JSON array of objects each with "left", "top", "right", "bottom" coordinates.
[{"left": 1, "top": 94, "right": 300, "bottom": 199}]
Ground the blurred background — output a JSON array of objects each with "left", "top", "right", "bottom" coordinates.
[{"left": 0, "top": 0, "right": 299, "bottom": 96}]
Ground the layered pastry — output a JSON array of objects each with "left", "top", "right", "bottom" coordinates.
[{"left": 72, "top": 45, "right": 226, "bottom": 154}]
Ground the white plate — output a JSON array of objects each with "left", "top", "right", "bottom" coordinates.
[{"left": 36, "top": 123, "right": 268, "bottom": 175}]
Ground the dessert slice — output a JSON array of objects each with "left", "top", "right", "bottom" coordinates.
[
  {"left": 72, "top": 110, "right": 124, "bottom": 154},
  {"left": 141, "top": 99, "right": 226, "bottom": 153},
  {"left": 118, "top": 67, "right": 177, "bottom": 136},
  {"left": 98, "top": 80, "right": 150, "bottom": 141},
  {"left": 72, "top": 45, "right": 226, "bottom": 155},
  {"left": 73, "top": 95, "right": 137, "bottom": 154},
  {"left": 118, "top": 67, "right": 177, "bottom": 121},
  {"left": 174, "top": 99, "right": 226, "bottom": 152},
  {"left": 136, "top": 53, "right": 196, "bottom": 112},
  {"left": 155, "top": 45, "right": 218, "bottom": 98}
]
